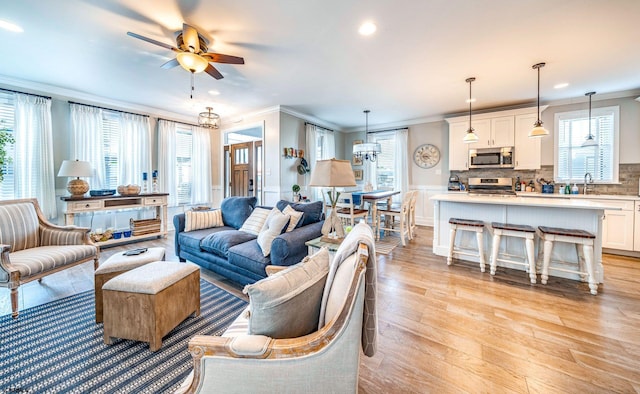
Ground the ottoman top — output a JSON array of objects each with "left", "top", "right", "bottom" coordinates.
[
  {"left": 102, "top": 261, "right": 200, "bottom": 294},
  {"left": 95, "top": 247, "right": 166, "bottom": 274}
]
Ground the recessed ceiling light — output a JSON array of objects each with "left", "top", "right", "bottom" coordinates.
[
  {"left": 208, "top": 90, "right": 220, "bottom": 96},
  {"left": 358, "top": 22, "right": 376, "bottom": 36},
  {"left": 0, "top": 20, "right": 23, "bottom": 33},
  {"left": 554, "top": 83, "right": 569, "bottom": 89},
  {"left": 465, "top": 98, "right": 476, "bottom": 103}
]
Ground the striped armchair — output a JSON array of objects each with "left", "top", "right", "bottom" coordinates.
[{"left": 0, "top": 199, "right": 99, "bottom": 318}]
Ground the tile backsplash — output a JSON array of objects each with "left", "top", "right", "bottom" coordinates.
[{"left": 450, "top": 163, "right": 640, "bottom": 195}]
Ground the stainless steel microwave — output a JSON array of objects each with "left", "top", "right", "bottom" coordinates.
[{"left": 468, "top": 147, "right": 514, "bottom": 169}]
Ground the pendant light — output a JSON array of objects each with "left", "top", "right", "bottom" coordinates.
[
  {"left": 529, "top": 62, "right": 549, "bottom": 137},
  {"left": 198, "top": 107, "right": 220, "bottom": 129},
  {"left": 463, "top": 77, "right": 479, "bottom": 143},
  {"left": 352, "top": 110, "right": 382, "bottom": 161},
  {"left": 582, "top": 91, "right": 597, "bottom": 147}
]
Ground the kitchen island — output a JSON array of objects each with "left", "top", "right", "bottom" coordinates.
[{"left": 430, "top": 193, "right": 623, "bottom": 283}]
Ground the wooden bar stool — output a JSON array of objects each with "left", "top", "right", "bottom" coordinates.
[
  {"left": 537, "top": 226, "right": 597, "bottom": 295},
  {"left": 489, "top": 222, "right": 536, "bottom": 283},
  {"left": 448, "top": 218, "right": 486, "bottom": 272}
]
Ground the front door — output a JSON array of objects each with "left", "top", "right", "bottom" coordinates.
[{"left": 230, "top": 142, "right": 253, "bottom": 197}]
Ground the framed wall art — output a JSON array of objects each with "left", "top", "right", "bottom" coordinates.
[{"left": 353, "top": 169, "right": 363, "bottom": 181}]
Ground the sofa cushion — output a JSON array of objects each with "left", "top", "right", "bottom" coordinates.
[
  {"left": 242, "top": 247, "right": 330, "bottom": 339},
  {"left": 185, "top": 209, "right": 223, "bottom": 232},
  {"left": 201, "top": 230, "right": 257, "bottom": 258},
  {"left": 282, "top": 205, "right": 303, "bottom": 232},
  {"left": 178, "top": 226, "right": 235, "bottom": 252},
  {"left": 257, "top": 208, "right": 291, "bottom": 257},
  {"left": 276, "top": 200, "right": 323, "bottom": 227},
  {"left": 239, "top": 207, "right": 271, "bottom": 236},
  {"left": 10, "top": 245, "right": 98, "bottom": 277},
  {"left": 227, "top": 240, "right": 271, "bottom": 276},
  {"left": 221, "top": 196, "right": 258, "bottom": 229}
]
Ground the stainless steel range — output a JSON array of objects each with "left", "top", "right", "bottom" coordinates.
[{"left": 467, "top": 177, "right": 516, "bottom": 196}]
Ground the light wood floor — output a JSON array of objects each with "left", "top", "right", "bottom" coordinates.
[{"left": 2, "top": 227, "right": 639, "bottom": 393}]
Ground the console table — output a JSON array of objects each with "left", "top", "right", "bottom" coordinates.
[{"left": 60, "top": 193, "right": 169, "bottom": 248}]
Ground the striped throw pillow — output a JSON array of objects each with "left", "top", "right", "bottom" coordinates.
[
  {"left": 239, "top": 207, "right": 272, "bottom": 235},
  {"left": 282, "top": 205, "right": 303, "bottom": 232},
  {"left": 185, "top": 209, "right": 223, "bottom": 232}
]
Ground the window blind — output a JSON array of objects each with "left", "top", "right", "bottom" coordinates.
[
  {"left": 373, "top": 133, "right": 396, "bottom": 189},
  {"left": 102, "top": 112, "right": 120, "bottom": 189},
  {"left": 175, "top": 127, "right": 193, "bottom": 205},
  {"left": 555, "top": 106, "right": 618, "bottom": 183},
  {"left": 0, "top": 93, "right": 15, "bottom": 199}
]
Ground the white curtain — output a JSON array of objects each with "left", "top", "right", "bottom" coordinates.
[
  {"left": 191, "top": 125, "right": 211, "bottom": 205},
  {"left": 306, "top": 124, "right": 335, "bottom": 201},
  {"left": 157, "top": 120, "right": 177, "bottom": 206},
  {"left": 13, "top": 93, "right": 57, "bottom": 218},
  {"left": 394, "top": 128, "right": 409, "bottom": 203},
  {"left": 70, "top": 104, "right": 105, "bottom": 189},
  {"left": 118, "top": 113, "right": 152, "bottom": 186}
]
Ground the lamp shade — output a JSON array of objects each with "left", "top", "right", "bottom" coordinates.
[
  {"left": 463, "top": 130, "right": 479, "bottom": 143},
  {"left": 529, "top": 122, "right": 549, "bottom": 138},
  {"left": 176, "top": 52, "right": 209, "bottom": 73},
  {"left": 57, "top": 160, "right": 92, "bottom": 178},
  {"left": 352, "top": 142, "right": 381, "bottom": 155},
  {"left": 308, "top": 159, "right": 356, "bottom": 187}
]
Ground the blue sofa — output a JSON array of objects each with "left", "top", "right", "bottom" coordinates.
[{"left": 174, "top": 197, "right": 324, "bottom": 286}]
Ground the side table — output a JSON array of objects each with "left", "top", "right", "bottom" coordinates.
[{"left": 305, "top": 237, "right": 342, "bottom": 259}]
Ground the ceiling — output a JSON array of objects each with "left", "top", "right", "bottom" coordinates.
[{"left": 1, "top": 0, "right": 639, "bottom": 130}]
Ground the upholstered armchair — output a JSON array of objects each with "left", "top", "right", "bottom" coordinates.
[
  {"left": 0, "top": 198, "right": 99, "bottom": 318},
  {"left": 177, "top": 222, "right": 377, "bottom": 394}
]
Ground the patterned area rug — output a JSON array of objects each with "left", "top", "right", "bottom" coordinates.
[
  {"left": 0, "top": 279, "right": 247, "bottom": 394},
  {"left": 376, "top": 234, "right": 401, "bottom": 254}
]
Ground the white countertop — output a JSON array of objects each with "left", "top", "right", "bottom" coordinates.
[
  {"left": 431, "top": 193, "right": 622, "bottom": 210},
  {"left": 516, "top": 192, "right": 640, "bottom": 201}
]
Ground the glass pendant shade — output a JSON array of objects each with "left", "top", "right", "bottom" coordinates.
[
  {"left": 463, "top": 77, "right": 478, "bottom": 143},
  {"left": 176, "top": 52, "right": 208, "bottom": 73},
  {"left": 529, "top": 62, "right": 549, "bottom": 138},
  {"left": 581, "top": 91, "right": 597, "bottom": 147}
]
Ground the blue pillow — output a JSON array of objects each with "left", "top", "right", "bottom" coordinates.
[
  {"left": 221, "top": 196, "right": 258, "bottom": 229},
  {"left": 275, "top": 200, "right": 323, "bottom": 227}
]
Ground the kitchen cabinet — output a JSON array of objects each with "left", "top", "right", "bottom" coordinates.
[
  {"left": 514, "top": 113, "right": 541, "bottom": 169},
  {"left": 594, "top": 199, "right": 635, "bottom": 251},
  {"left": 635, "top": 201, "right": 640, "bottom": 251},
  {"left": 472, "top": 116, "right": 515, "bottom": 149},
  {"left": 448, "top": 121, "right": 470, "bottom": 170}
]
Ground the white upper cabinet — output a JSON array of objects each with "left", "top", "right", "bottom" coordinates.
[
  {"left": 514, "top": 113, "right": 541, "bottom": 170},
  {"left": 448, "top": 121, "right": 470, "bottom": 171},
  {"left": 447, "top": 107, "right": 544, "bottom": 171}
]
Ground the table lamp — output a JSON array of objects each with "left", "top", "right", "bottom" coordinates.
[
  {"left": 58, "top": 159, "right": 92, "bottom": 197},
  {"left": 308, "top": 158, "right": 357, "bottom": 242}
]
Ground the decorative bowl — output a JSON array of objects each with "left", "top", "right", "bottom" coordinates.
[{"left": 117, "top": 184, "right": 141, "bottom": 196}]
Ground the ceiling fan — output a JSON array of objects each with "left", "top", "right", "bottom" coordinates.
[{"left": 127, "top": 23, "right": 244, "bottom": 83}]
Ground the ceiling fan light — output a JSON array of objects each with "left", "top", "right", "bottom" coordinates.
[{"left": 176, "top": 52, "right": 208, "bottom": 73}]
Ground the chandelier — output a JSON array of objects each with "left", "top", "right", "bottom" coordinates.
[
  {"left": 353, "top": 110, "right": 381, "bottom": 162},
  {"left": 198, "top": 107, "right": 220, "bottom": 129}
]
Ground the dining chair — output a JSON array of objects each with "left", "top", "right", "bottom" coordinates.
[
  {"left": 408, "top": 190, "right": 418, "bottom": 240},
  {"left": 377, "top": 191, "right": 415, "bottom": 246},
  {"left": 334, "top": 192, "right": 369, "bottom": 227}
]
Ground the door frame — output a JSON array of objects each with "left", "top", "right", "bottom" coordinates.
[{"left": 222, "top": 121, "right": 264, "bottom": 203}]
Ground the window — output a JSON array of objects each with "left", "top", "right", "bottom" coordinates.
[
  {"left": 371, "top": 132, "right": 396, "bottom": 189},
  {"left": 175, "top": 126, "right": 193, "bottom": 205},
  {"left": 0, "top": 93, "right": 15, "bottom": 199},
  {"left": 554, "top": 106, "right": 619, "bottom": 183},
  {"left": 102, "top": 112, "right": 120, "bottom": 189}
]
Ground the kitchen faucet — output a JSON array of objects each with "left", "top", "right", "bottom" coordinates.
[{"left": 583, "top": 172, "right": 593, "bottom": 194}]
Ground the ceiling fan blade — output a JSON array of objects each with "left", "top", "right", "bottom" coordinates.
[
  {"left": 160, "top": 58, "right": 180, "bottom": 69},
  {"left": 202, "top": 53, "right": 245, "bottom": 64},
  {"left": 127, "top": 31, "right": 179, "bottom": 52},
  {"left": 182, "top": 23, "right": 200, "bottom": 53},
  {"left": 205, "top": 64, "right": 224, "bottom": 80}
]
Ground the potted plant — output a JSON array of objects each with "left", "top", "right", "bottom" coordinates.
[
  {"left": 0, "top": 126, "right": 14, "bottom": 183},
  {"left": 292, "top": 184, "right": 301, "bottom": 202}
]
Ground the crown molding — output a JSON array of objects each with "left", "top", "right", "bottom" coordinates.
[{"left": 279, "top": 106, "right": 342, "bottom": 131}]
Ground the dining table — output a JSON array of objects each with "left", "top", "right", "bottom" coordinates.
[{"left": 351, "top": 190, "right": 401, "bottom": 240}]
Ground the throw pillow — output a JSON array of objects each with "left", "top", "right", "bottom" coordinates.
[
  {"left": 221, "top": 196, "right": 258, "bottom": 229},
  {"left": 243, "top": 247, "right": 330, "bottom": 338},
  {"left": 275, "top": 200, "right": 323, "bottom": 227},
  {"left": 184, "top": 209, "right": 223, "bottom": 232},
  {"left": 239, "top": 207, "right": 271, "bottom": 235},
  {"left": 282, "top": 205, "right": 303, "bottom": 232},
  {"left": 256, "top": 208, "right": 291, "bottom": 257}
]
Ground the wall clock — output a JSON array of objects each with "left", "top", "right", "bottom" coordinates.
[{"left": 413, "top": 144, "right": 440, "bottom": 168}]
